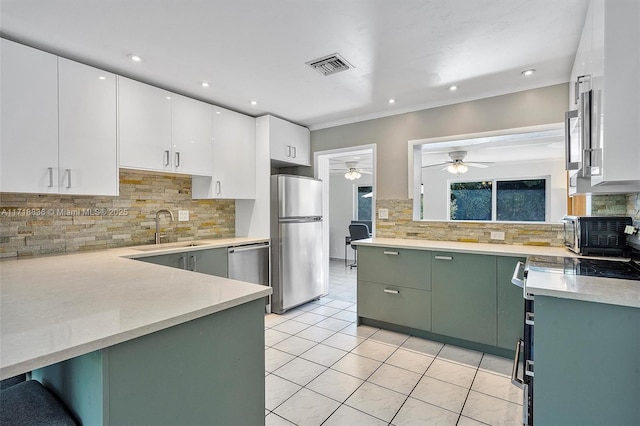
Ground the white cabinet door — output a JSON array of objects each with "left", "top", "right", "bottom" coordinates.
[
  {"left": 0, "top": 38, "right": 58, "bottom": 193},
  {"left": 268, "top": 115, "right": 310, "bottom": 166},
  {"left": 58, "top": 59, "right": 118, "bottom": 195},
  {"left": 290, "top": 124, "right": 310, "bottom": 166},
  {"left": 211, "top": 106, "right": 256, "bottom": 198},
  {"left": 171, "top": 94, "right": 212, "bottom": 176},
  {"left": 118, "top": 76, "right": 172, "bottom": 172}
]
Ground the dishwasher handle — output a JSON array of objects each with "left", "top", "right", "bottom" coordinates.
[{"left": 228, "top": 243, "right": 270, "bottom": 254}]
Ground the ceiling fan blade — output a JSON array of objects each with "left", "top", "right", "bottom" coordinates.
[
  {"left": 359, "top": 170, "right": 372, "bottom": 174},
  {"left": 421, "top": 162, "right": 451, "bottom": 168},
  {"left": 466, "top": 163, "right": 489, "bottom": 168}
]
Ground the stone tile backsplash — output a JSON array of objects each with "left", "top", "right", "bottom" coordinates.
[
  {"left": 0, "top": 170, "right": 235, "bottom": 258},
  {"left": 375, "top": 192, "right": 640, "bottom": 246},
  {"left": 375, "top": 199, "right": 564, "bottom": 246}
]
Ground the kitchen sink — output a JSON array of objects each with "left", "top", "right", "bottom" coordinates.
[{"left": 133, "top": 241, "right": 212, "bottom": 252}]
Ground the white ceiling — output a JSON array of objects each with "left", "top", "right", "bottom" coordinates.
[{"left": 0, "top": 0, "right": 589, "bottom": 130}]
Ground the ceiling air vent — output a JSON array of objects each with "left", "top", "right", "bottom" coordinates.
[{"left": 306, "top": 53, "right": 353, "bottom": 76}]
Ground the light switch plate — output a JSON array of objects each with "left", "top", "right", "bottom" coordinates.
[
  {"left": 490, "top": 231, "right": 505, "bottom": 240},
  {"left": 178, "top": 210, "right": 189, "bottom": 221},
  {"left": 378, "top": 208, "right": 389, "bottom": 219}
]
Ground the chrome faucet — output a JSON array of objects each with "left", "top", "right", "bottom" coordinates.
[{"left": 155, "top": 209, "right": 175, "bottom": 244}]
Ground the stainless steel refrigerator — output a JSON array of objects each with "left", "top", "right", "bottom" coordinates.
[{"left": 271, "top": 174, "right": 324, "bottom": 314}]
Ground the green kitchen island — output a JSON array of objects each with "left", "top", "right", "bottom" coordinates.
[{"left": 0, "top": 239, "right": 271, "bottom": 425}]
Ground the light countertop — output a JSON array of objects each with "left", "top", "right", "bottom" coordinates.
[
  {"left": 525, "top": 269, "right": 640, "bottom": 308},
  {"left": 353, "top": 237, "right": 640, "bottom": 309},
  {"left": 352, "top": 237, "right": 574, "bottom": 257},
  {"left": 0, "top": 237, "right": 272, "bottom": 380}
]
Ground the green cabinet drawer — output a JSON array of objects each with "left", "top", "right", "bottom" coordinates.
[
  {"left": 496, "top": 256, "right": 524, "bottom": 349},
  {"left": 357, "top": 246, "right": 431, "bottom": 290},
  {"left": 431, "top": 252, "right": 497, "bottom": 346},
  {"left": 358, "top": 280, "right": 431, "bottom": 331}
]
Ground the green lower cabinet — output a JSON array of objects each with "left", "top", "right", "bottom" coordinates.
[
  {"left": 496, "top": 256, "right": 525, "bottom": 350},
  {"left": 192, "top": 248, "right": 228, "bottom": 277},
  {"left": 358, "top": 280, "right": 431, "bottom": 330},
  {"left": 137, "top": 247, "right": 228, "bottom": 278},
  {"left": 33, "top": 299, "right": 265, "bottom": 425},
  {"left": 534, "top": 296, "right": 640, "bottom": 425},
  {"left": 431, "top": 252, "right": 497, "bottom": 346}
]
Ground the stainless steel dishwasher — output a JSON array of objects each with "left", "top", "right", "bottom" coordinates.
[{"left": 228, "top": 242, "right": 271, "bottom": 312}]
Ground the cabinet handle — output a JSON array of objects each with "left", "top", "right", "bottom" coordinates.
[
  {"left": 292, "top": 146, "right": 297, "bottom": 158},
  {"left": 48, "top": 167, "right": 54, "bottom": 188},
  {"left": 383, "top": 289, "right": 399, "bottom": 294},
  {"left": 434, "top": 255, "right": 453, "bottom": 261},
  {"left": 175, "top": 152, "right": 180, "bottom": 168},
  {"left": 179, "top": 256, "right": 187, "bottom": 270},
  {"left": 286, "top": 145, "right": 291, "bottom": 157},
  {"left": 190, "top": 255, "right": 197, "bottom": 272},
  {"left": 215, "top": 180, "right": 221, "bottom": 196},
  {"left": 525, "top": 360, "right": 534, "bottom": 377},
  {"left": 383, "top": 251, "right": 399, "bottom": 256},
  {"left": 525, "top": 311, "right": 534, "bottom": 326},
  {"left": 164, "top": 150, "right": 170, "bottom": 167},
  {"left": 66, "top": 169, "right": 72, "bottom": 188},
  {"left": 511, "top": 339, "right": 524, "bottom": 388}
]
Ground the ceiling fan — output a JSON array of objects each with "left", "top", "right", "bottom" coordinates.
[
  {"left": 421, "top": 151, "right": 493, "bottom": 174},
  {"left": 331, "top": 161, "right": 372, "bottom": 180}
]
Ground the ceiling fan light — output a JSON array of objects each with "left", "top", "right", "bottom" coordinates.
[
  {"left": 447, "top": 163, "right": 468, "bottom": 174},
  {"left": 344, "top": 169, "right": 362, "bottom": 180}
]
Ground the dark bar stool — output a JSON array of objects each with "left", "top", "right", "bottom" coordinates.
[
  {"left": 348, "top": 223, "right": 370, "bottom": 269},
  {"left": 0, "top": 380, "right": 78, "bottom": 426}
]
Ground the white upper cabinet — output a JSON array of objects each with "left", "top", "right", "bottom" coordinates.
[
  {"left": 118, "top": 76, "right": 173, "bottom": 172},
  {"left": 592, "top": 0, "right": 640, "bottom": 186},
  {"left": 171, "top": 94, "right": 213, "bottom": 176},
  {"left": 267, "top": 115, "right": 310, "bottom": 167},
  {"left": 192, "top": 106, "right": 256, "bottom": 199},
  {"left": 58, "top": 58, "right": 118, "bottom": 195},
  {"left": 0, "top": 39, "right": 117, "bottom": 195},
  {"left": 568, "top": 0, "right": 640, "bottom": 193},
  {"left": 1, "top": 38, "right": 59, "bottom": 193},
  {"left": 119, "top": 77, "right": 214, "bottom": 176}
]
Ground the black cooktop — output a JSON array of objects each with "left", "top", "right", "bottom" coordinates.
[
  {"left": 527, "top": 255, "right": 640, "bottom": 281},
  {"left": 569, "top": 257, "right": 640, "bottom": 280}
]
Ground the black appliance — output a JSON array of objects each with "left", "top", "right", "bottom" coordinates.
[{"left": 562, "top": 215, "right": 632, "bottom": 256}]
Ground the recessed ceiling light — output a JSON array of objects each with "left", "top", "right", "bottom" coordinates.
[
  {"left": 388, "top": 98, "right": 396, "bottom": 104},
  {"left": 521, "top": 69, "right": 536, "bottom": 76},
  {"left": 165, "top": 96, "right": 171, "bottom": 100},
  {"left": 449, "top": 85, "right": 458, "bottom": 91},
  {"left": 201, "top": 82, "right": 210, "bottom": 88},
  {"left": 98, "top": 76, "right": 106, "bottom": 80},
  {"left": 215, "top": 111, "right": 221, "bottom": 115},
  {"left": 128, "top": 54, "right": 142, "bottom": 62},
  {"left": 250, "top": 100, "right": 257, "bottom": 106}
]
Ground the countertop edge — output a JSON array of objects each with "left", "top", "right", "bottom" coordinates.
[
  {"left": 0, "top": 287, "right": 271, "bottom": 380},
  {"left": 352, "top": 237, "right": 571, "bottom": 257}
]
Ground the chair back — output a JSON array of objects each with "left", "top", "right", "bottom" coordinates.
[{"left": 349, "top": 223, "right": 370, "bottom": 242}]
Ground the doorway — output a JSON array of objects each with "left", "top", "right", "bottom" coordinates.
[{"left": 314, "top": 145, "right": 376, "bottom": 301}]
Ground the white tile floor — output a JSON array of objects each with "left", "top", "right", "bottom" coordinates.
[{"left": 264, "top": 259, "right": 523, "bottom": 426}]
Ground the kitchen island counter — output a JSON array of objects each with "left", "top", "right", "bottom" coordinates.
[
  {"left": 352, "top": 237, "right": 573, "bottom": 257},
  {"left": 0, "top": 236, "right": 271, "bottom": 380},
  {"left": 353, "top": 237, "right": 640, "bottom": 308}
]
